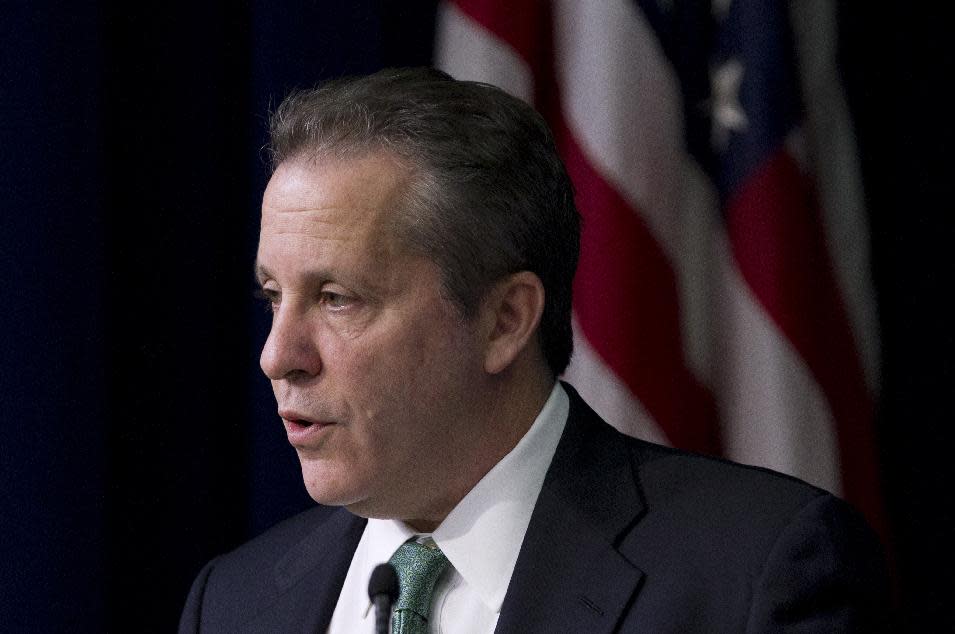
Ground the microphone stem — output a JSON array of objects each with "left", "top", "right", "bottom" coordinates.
[{"left": 373, "top": 595, "right": 391, "bottom": 634}]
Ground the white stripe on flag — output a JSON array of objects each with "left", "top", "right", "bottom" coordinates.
[
  {"left": 435, "top": 0, "right": 848, "bottom": 496},
  {"left": 713, "top": 229, "right": 844, "bottom": 494},
  {"left": 434, "top": 2, "right": 534, "bottom": 103},
  {"left": 552, "top": 0, "right": 687, "bottom": 266},
  {"left": 565, "top": 316, "right": 669, "bottom": 445},
  {"left": 551, "top": 0, "right": 722, "bottom": 398}
]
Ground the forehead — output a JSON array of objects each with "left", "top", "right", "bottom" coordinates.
[
  {"left": 258, "top": 153, "right": 415, "bottom": 267},
  {"left": 262, "top": 152, "right": 410, "bottom": 228},
  {"left": 256, "top": 152, "right": 428, "bottom": 295}
]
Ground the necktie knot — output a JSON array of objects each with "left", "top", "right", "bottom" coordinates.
[{"left": 388, "top": 540, "right": 449, "bottom": 633}]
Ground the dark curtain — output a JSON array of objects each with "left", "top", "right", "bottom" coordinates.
[
  {"left": 0, "top": 2, "right": 950, "bottom": 631},
  {"left": 840, "top": 5, "right": 955, "bottom": 630}
]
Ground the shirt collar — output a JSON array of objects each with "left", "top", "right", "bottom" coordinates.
[
  {"left": 431, "top": 382, "right": 569, "bottom": 613},
  {"left": 363, "top": 383, "right": 568, "bottom": 615},
  {"left": 359, "top": 519, "right": 415, "bottom": 619}
]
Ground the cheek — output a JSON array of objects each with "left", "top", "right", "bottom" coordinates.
[
  {"left": 353, "top": 333, "right": 448, "bottom": 421},
  {"left": 341, "top": 309, "right": 457, "bottom": 378},
  {"left": 392, "top": 316, "right": 480, "bottom": 417},
  {"left": 326, "top": 303, "right": 478, "bottom": 427},
  {"left": 320, "top": 330, "right": 416, "bottom": 435}
]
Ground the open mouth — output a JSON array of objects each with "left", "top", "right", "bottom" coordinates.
[
  {"left": 286, "top": 418, "right": 323, "bottom": 431},
  {"left": 279, "top": 409, "right": 333, "bottom": 441},
  {"left": 282, "top": 415, "right": 333, "bottom": 439}
]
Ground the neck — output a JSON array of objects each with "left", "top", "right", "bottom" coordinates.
[{"left": 403, "top": 370, "right": 555, "bottom": 533}]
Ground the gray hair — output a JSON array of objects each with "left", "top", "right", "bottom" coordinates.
[{"left": 268, "top": 67, "right": 579, "bottom": 377}]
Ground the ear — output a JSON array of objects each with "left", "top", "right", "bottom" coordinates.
[{"left": 482, "top": 271, "right": 546, "bottom": 375}]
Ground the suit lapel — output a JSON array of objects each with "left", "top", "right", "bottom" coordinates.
[
  {"left": 242, "top": 508, "right": 367, "bottom": 633},
  {"left": 495, "top": 385, "right": 646, "bottom": 634}
]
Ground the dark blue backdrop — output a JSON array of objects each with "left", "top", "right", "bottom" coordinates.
[{"left": 1, "top": 2, "right": 951, "bottom": 631}]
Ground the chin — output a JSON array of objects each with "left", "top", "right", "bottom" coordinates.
[
  {"left": 303, "top": 480, "right": 361, "bottom": 508},
  {"left": 299, "top": 457, "right": 363, "bottom": 508},
  {"left": 297, "top": 455, "right": 402, "bottom": 519}
]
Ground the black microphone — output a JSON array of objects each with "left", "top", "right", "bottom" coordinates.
[{"left": 368, "top": 563, "right": 399, "bottom": 634}]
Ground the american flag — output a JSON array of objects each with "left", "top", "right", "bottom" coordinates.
[{"left": 435, "top": 0, "right": 885, "bottom": 536}]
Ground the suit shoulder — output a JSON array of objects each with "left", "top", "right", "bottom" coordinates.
[
  {"left": 621, "top": 435, "right": 871, "bottom": 564},
  {"left": 631, "top": 437, "right": 827, "bottom": 507},
  {"left": 563, "top": 382, "right": 837, "bottom": 528},
  {"left": 181, "top": 505, "right": 364, "bottom": 631},
  {"left": 630, "top": 437, "right": 828, "bottom": 505},
  {"left": 212, "top": 504, "right": 349, "bottom": 577}
]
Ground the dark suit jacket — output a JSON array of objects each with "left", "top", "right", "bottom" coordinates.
[{"left": 180, "top": 385, "right": 890, "bottom": 632}]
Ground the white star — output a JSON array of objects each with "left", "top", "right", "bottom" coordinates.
[{"left": 710, "top": 58, "right": 748, "bottom": 151}]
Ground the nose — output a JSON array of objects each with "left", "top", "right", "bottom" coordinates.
[{"left": 259, "top": 304, "right": 322, "bottom": 381}]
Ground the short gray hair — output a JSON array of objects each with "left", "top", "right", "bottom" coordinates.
[{"left": 268, "top": 67, "right": 580, "bottom": 377}]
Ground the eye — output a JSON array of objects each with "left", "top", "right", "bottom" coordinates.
[
  {"left": 321, "top": 291, "right": 351, "bottom": 310},
  {"left": 254, "top": 287, "right": 280, "bottom": 312}
]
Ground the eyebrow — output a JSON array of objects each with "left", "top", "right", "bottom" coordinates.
[
  {"left": 253, "top": 260, "right": 272, "bottom": 284},
  {"left": 253, "top": 260, "right": 340, "bottom": 290}
]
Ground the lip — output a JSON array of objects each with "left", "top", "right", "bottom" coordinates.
[
  {"left": 283, "top": 418, "right": 333, "bottom": 444},
  {"left": 279, "top": 409, "right": 336, "bottom": 445}
]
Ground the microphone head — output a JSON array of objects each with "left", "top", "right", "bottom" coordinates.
[{"left": 368, "top": 563, "right": 400, "bottom": 602}]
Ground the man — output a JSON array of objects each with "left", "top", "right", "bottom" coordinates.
[{"left": 180, "top": 68, "right": 889, "bottom": 633}]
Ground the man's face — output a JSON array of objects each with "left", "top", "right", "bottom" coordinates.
[{"left": 256, "top": 153, "right": 486, "bottom": 523}]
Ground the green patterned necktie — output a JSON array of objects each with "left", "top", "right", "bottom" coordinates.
[{"left": 388, "top": 539, "right": 450, "bottom": 634}]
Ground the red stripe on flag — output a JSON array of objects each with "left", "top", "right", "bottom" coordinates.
[
  {"left": 450, "top": 0, "right": 720, "bottom": 453},
  {"left": 726, "top": 149, "right": 885, "bottom": 530},
  {"left": 452, "top": 0, "right": 547, "bottom": 71},
  {"left": 561, "top": 123, "right": 721, "bottom": 453}
]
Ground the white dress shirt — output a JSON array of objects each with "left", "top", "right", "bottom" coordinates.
[{"left": 327, "top": 383, "right": 570, "bottom": 634}]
